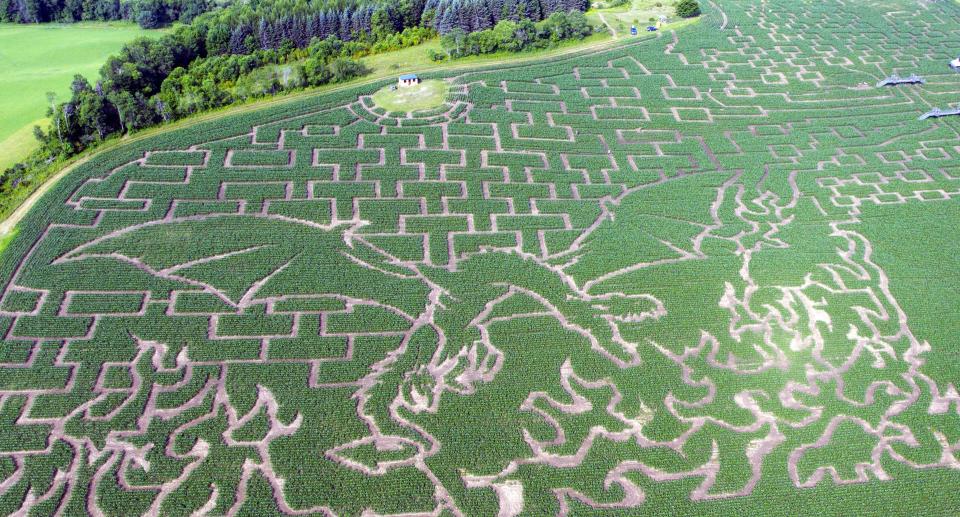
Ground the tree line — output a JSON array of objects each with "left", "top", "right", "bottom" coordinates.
[
  {"left": 3, "top": 0, "right": 594, "bottom": 215},
  {"left": 436, "top": 9, "right": 593, "bottom": 59},
  {"left": 428, "top": 0, "right": 589, "bottom": 34},
  {"left": 2, "top": 0, "right": 588, "bottom": 31},
  {"left": 34, "top": 22, "right": 374, "bottom": 160},
  {"left": 0, "top": 0, "right": 207, "bottom": 27},
  {"left": 18, "top": 0, "right": 593, "bottom": 156}
]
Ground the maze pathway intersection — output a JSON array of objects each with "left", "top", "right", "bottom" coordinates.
[{"left": 2, "top": 0, "right": 960, "bottom": 515}]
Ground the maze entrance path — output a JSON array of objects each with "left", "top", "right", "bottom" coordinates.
[{"left": 2, "top": 0, "right": 960, "bottom": 515}]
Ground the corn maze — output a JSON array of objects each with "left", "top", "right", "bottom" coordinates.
[{"left": 2, "top": 0, "right": 960, "bottom": 514}]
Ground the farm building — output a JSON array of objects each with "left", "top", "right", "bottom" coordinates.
[{"left": 398, "top": 74, "right": 421, "bottom": 88}]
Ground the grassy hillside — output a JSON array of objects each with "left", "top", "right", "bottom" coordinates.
[
  {"left": 1, "top": 0, "right": 960, "bottom": 514},
  {"left": 0, "top": 22, "right": 165, "bottom": 169}
]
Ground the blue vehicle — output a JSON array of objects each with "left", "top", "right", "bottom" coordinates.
[
  {"left": 630, "top": 25, "right": 638, "bottom": 35},
  {"left": 647, "top": 26, "right": 658, "bottom": 32}
]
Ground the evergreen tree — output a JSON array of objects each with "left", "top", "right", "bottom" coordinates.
[
  {"left": 435, "top": 4, "right": 453, "bottom": 33},
  {"left": 524, "top": 0, "right": 542, "bottom": 22},
  {"left": 475, "top": 0, "right": 492, "bottom": 30},
  {"left": 307, "top": 13, "right": 321, "bottom": 41},
  {"left": 338, "top": 9, "right": 351, "bottom": 40},
  {"left": 257, "top": 18, "right": 271, "bottom": 50},
  {"left": 488, "top": 0, "right": 504, "bottom": 23},
  {"left": 228, "top": 23, "right": 251, "bottom": 54},
  {"left": 21, "top": 0, "right": 41, "bottom": 23},
  {"left": 455, "top": 1, "right": 471, "bottom": 31},
  {"left": 503, "top": 0, "right": 517, "bottom": 22},
  {"left": 322, "top": 10, "right": 337, "bottom": 39}
]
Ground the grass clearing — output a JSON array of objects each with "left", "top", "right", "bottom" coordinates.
[
  {"left": 372, "top": 79, "right": 450, "bottom": 112},
  {"left": 0, "top": 22, "right": 165, "bottom": 168},
  {"left": 361, "top": 38, "right": 448, "bottom": 74},
  {"left": 0, "top": 118, "right": 45, "bottom": 171},
  {"left": 588, "top": 0, "right": 680, "bottom": 37}
]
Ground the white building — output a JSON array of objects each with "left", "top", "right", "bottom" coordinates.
[{"left": 398, "top": 74, "right": 420, "bottom": 88}]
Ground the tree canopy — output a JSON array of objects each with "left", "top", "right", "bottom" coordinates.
[{"left": 675, "top": 0, "right": 701, "bottom": 18}]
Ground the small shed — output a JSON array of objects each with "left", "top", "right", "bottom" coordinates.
[{"left": 398, "top": 74, "right": 420, "bottom": 88}]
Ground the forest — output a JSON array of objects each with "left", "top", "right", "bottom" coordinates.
[
  {"left": 1, "top": 0, "right": 589, "bottom": 31},
  {"left": 0, "top": 0, "right": 207, "bottom": 26}
]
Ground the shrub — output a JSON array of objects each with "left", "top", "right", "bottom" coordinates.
[{"left": 676, "top": 0, "right": 702, "bottom": 18}]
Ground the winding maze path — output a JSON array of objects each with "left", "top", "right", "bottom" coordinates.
[{"left": 3, "top": 0, "right": 960, "bottom": 515}]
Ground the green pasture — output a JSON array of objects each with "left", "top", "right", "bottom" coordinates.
[{"left": 0, "top": 22, "right": 165, "bottom": 169}]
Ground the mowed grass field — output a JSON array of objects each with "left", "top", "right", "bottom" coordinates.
[
  {"left": 1, "top": 0, "right": 960, "bottom": 515},
  {"left": 587, "top": 0, "right": 678, "bottom": 37},
  {"left": 0, "top": 23, "right": 164, "bottom": 170},
  {"left": 372, "top": 79, "right": 450, "bottom": 112}
]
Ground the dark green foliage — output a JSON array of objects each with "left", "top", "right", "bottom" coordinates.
[
  {"left": 440, "top": 11, "right": 594, "bottom": 58},
  {"left": 0, "top": 0, "right": 208, "bottom": 25},
  {"left": 676, "top": 0, "right": 701, "bottom": 18},
  {"left": 1, "top": 0, "right": 590, "bottom": 213}
]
